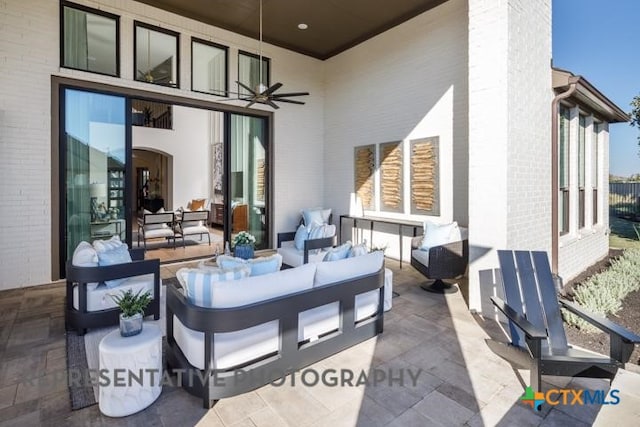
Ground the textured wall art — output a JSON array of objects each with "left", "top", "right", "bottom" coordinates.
[
  {"left": 354, "top": 145, "right": 375, "bottom": 210},
  {"left": 212, "top": 142, "right": 223, "bottom": 194},
  {"left": 410, "top": 137, "right": 440, "bottom": 215},
  {"left": 379, "top": 141, "right": 403, "bottom": 212}
]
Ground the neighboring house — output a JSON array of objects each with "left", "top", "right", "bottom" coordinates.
[{"left": 0, "top": 0, "right": 628, "bottom": 314}]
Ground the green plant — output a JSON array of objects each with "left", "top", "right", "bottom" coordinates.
[
  {"left": 109, "top": 289, "right": 152, "bottom": 318},
  {"left": 563, "top": 249, "right": 640, "bottom": 332},
  {"left": 233, "top": 231, "right": 256, "bottom": 247}
]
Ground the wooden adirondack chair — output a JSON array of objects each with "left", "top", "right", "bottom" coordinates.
[{"left": 490, "top": 250, "right": 640, "bottom": 392}]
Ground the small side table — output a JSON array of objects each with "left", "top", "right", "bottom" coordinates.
[{"left": 99, "top": 324, "right": 162, "bottom": 417}]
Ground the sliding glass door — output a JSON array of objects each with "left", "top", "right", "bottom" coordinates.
[
  {"left": 62, "top": 88, "right": 128, "bottom": 266},
  {"left": 229, "top": 114, "right": 268, "bottom": 250}
]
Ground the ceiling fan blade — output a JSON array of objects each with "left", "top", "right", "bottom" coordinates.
[
  {"left": 262, "top": 82, "right": 283, "bottom": 95},
  {"left": 246, "top": 100, "right": 256, "bottom": 108},
  {"left": 272, "top": 92, "right": 310, "bottom": 98},
  {"left": 236, "top": 81, "right": 256, "bottom": 95},
  {"left": 275, "top": 98, "right": 306, "bottom": 105},
  {"left": 265, "top": 99, "right": 280, "bottom": 109}
]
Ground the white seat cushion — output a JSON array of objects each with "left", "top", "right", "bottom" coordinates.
[
  {"left": 277, "top": 241, "right": 327, "bottom": 267},
  {"left": 314, "top": 250, "right": 384, "bottom": 287},
  {"left": 411, "top": 249, "right": 430, "bottom": 267},
  {"left": 72, "top": 274, "right": 157, "bottom": 311},
  {"left": 180, "top": 225, "right": 209, "bottom": 235},
  {"left": 143, "top": 228, "right": 175, "bottom": 239}
]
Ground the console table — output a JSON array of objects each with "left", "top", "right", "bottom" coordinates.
[{"left": 339, "top": 215, "right": 423, "bottom": 268}]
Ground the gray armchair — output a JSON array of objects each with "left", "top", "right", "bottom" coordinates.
[{"left": 410, "top": 226, "right": 468, "bottom": 294}]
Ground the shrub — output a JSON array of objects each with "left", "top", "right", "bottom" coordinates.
[{"left": 563, "top": 249, "right": 640, "bottom": 332}]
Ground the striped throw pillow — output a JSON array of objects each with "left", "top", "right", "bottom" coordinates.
[{"left": 176, "top": 266, "right": 251, "bottom": 307}]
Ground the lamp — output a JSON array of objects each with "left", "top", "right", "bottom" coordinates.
[{"left": 90, "top": 183, "right": 107, "bottom": 221}]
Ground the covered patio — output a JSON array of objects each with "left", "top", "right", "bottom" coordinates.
[{"left": 1, "top": 259, "right": 636, "bottom": 426}]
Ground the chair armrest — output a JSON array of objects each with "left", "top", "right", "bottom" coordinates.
[
  {"left": 277, "top": 231, "right": 296, "bottom": 248},
  {"left": 490, "top": 296, "right": 546, "bottom": 340},
  {"left": 559, "top": 299, "right": 640, "bottom": 343},
  {"left": 302, "top": 236, "right": 336, "bottom": 264},
  {"left": 426, "top": 239, "right": 468, "bottom": 278},
  {"left": 67, "top": 258, "right": 160, "bottom": 284},
  {"left": 129, "top": 248, "right": 145, "bottom": 261}
]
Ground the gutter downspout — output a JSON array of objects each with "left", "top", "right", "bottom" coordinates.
[{"left": 551, "top": 79, "right": 578, "bottom": 274}]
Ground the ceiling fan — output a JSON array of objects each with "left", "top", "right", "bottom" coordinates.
[{"left": 219, "top": 0, "right": 309, "bottom": 109}]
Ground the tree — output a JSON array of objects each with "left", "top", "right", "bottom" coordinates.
[{"left": 632, "top": 95, "right": 640, "bottom": 147}]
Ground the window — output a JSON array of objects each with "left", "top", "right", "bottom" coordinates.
[
  {"left": 61, "top": 2, "right": 119, "bottom": 76},
  {"left": 192, "top": 38, "right": 228, "bottom": 96},
  {"left": 559, "top": 105, "right": 570, "bottom": 235},
  {"left": 238, "top": 51, "right": 270, "bottom": 96},
  {"left": 134, "top": 22, "right": 179, "bottom": 87},
  {"left": 578, "top": 114, "right": 586, "bottom": 228},
  {"left": 592, "top": 122, "right": 600, "bottom": 225}
]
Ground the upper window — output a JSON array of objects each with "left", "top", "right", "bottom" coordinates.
[
  {"left": 192, "top": 38, "right": 228, "bottom": 96},
  {"left": 238, "top": 51, "right": 270, "bottom": 96},
  {"left": 592, "top": 122, "right": 601, "bottom": 225},
  {"left": 578, "top": 114, "right": 586, "bottom": 228},
  {"left": 134, "top": 22, "right": 179, "bottom": 87},
  {"left": 61, "top": 2, "right": 119, "bottom": 76}
]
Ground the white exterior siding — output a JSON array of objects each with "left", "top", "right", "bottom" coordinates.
[
  {"left": 0, "top": 0, "right": 324, "bottom": 290},
  {"left": 323, "top": 0, "right": 469, "bottom": 261},
  {"left": 468, "top": 0, "right": 552, "bottom": 313}
]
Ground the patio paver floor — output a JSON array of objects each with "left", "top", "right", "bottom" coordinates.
[{"left": 0, "top": 258, "right": 636, "bottom": 426}]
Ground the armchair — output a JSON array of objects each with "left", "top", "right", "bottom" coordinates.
[
  {"left": 137, "top": 211, "right": 177, "bottom": 250},
  {"left": 175, "top": 210, "right": 210, "bottom": 247},
  {"left": 277, "top": 210, "right": 336, "bottom": 268},
  {"left": 410, "top": 222, "right": 468, "bottom": 294}
]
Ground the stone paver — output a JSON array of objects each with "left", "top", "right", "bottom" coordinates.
[{"left": 0, "top": 258, "right": 638, "bottom": 426}]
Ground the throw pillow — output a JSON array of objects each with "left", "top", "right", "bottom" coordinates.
[
  {"left": 323, "top": 224, "right": 337, "bottom": 238},
  {"left": 177, "top": 266, "right": 251, "bottom": 307},
  {"left": 308, "top": 223, "right": 326, "bottom": 240},
  {"left": 294, "top": 224, "right": 309, "bottom": 251},
  {"left": 97, "top": 244, "right": 133, "bottom": 288},
  {"left": 420, "top": 221, "right": 458, "bottom": 251},
  {"left": 72, "top": 241, "right": 98, "bottom": 267},
  {"left": 323, "top": 242, "right": 352, "bottom": 261},
  {"left": 301, "top": 208, "right": 332, "bottom": 226},
  {"left": 190, "top": 199, "right": 206, "bottom": 211},
  {"left": 217, "top": 254, "right": 283, "bottom": 276},
  {"left": 349, "top": 241, "right": 369, "bottom": 257}
]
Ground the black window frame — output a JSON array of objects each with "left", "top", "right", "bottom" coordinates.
[
  {"left": 237, "top": 50, "right": 271, "bottom": 95},
  {"left": 558, "top": 104, "right": 571, "bottom": 236},
  {"left": 191, "top": 37, "right": 229, "bottom": 97},
  {"left": 60, "top": 1, "right": 120, "bottom": 77},
  {"left": 134, "top": 21, "right": 180, "bottom": 88}
]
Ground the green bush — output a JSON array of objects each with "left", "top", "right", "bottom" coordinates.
[{"left": 563, "top": 249, "right": 640, "bottom": 332}]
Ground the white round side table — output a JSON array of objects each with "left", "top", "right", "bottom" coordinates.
[{"left": 98, "top": 323, "right": 162, "bottom": 417}]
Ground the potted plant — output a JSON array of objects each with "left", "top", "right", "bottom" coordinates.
[
  {"left": 233, "top": 231, "right": 256, "bottom": 259},
  {"left": 109, "top": 289, "right": 152, "bottom": 337}
]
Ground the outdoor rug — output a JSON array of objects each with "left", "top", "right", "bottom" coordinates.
[{"left": 66, "top": 279, "right": 176, "bottom": 410}]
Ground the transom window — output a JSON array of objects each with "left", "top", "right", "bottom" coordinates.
[
  {"left": 61, "top": 1, "right": 119, "bottom": 76},
  {"left": 238, "top": 51, "right": 270, "bottom": 96},
  {"left": 192, "top": 38, "right": 228, "bottom": 96},
  {"left": 134, "top": 22, "right": 179, "bottom": 87}
]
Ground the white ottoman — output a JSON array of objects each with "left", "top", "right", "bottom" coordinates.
[
  {"left": 99, "top": 324, "right": 162, "bottom": 417},
  {"left": 384, "top": 268, "right": 393, "bottom": 311}
]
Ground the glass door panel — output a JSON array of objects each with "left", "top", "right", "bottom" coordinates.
[
  {"left": 229, "top": 114, "right": 268, "bottom": 250},
  {"left": 63, "top": 88, "right": 127, "bottom": 261}
]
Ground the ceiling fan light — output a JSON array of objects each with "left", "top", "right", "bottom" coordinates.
[
  {"left": 255, "top": 83, "right": 268, "bottom": 94},
  {"left": 297, "top": 23, "right": 308, "bottom": 30}
]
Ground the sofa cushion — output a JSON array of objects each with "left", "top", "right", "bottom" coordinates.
[
  {"left": 93, "top": 235, "right": 125, "bottom": 253},
  {"left": 323, "top": 224, "right": 337, "bottom": 238},
  {"left": 323, "top": 242, "right": 352, "bottom": 261},
  {"left": 95, "top": 240, "right": 132, "bottom": 288},
  {"left": 72, "top": 274, "right": 157, "bottom": 311},
  {"left": 411, "top": 249, "right": 430, "bottom": 268},
  {"left": 301, "top": 207, "right": 331, "bottom": 226},
  {"left": 217, "top": 254, "right": 283, "bottom": 276},
  {"left": 314, "top": 250, "right": 384, "bottom": 287},
  {"left": 420, "top": 221, "right": 459, "bottom": 251},
  {"left": 277, "top": 242, "right": 327, "bottom": 267},
  {"left": 72, "top": 241, "right": 98, "bottom": 267},
  {"left": 308, "top": 223, "right": 326, "bottom": 240},
  {"left": 177, "top": 266, "right": 252, "bottom": 307}
]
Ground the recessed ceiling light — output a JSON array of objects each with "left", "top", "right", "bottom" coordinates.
[{"left": 298, "top": 23, "right": 308, "bottom": 30}]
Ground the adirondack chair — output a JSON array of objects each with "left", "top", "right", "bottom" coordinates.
[{"left": 490, "top": 250, "right": 640, "bottom": 392}]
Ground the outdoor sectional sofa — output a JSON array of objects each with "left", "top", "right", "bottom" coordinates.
[{"left": 166, "top": 251, "right": 387, "bottom": 408}]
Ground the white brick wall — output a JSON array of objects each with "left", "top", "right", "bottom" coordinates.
[
  {"left": 468, "top": 0, "right": 552, "bottom": 313},
  {"left": 0, "top": 0, "right": 325, "bottom": 290},
  {"left": 323, "top": 0, "right": 469, "bottom": 261}
]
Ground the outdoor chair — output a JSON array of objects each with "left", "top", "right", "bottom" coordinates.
[
  {"left": 410, "top": 222, "right": 468, "bottom": 293},
  {"left": 175, "top": 210, "right": 210, "bottom": 247},
  {"left": 277, "top": 210, "right": 336, "bottom": 267},
  {"left": 137, "top": 211, "right": 177, "bottom": 250},
  {"left": 490, "top": 250, "right": 640, "bottom": 392}
]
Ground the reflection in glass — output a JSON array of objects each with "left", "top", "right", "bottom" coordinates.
[
  {"left": 238, "top": 52, "right": 269, "bottom": 96},
  {"left": 62, "top": 4, "right": 118, "bottom": 76},
  {"left": 64, "top": 89, "right": 126, "bottom": 259},
  {"left": 135, "top": 23, "right": 178, "bottom": 86},
  {"left": 192, "top": 39, "right": 227, "bottom": 96},
  {"left": 230, "top": 114, "right": 267, "bottom": 249}
]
